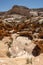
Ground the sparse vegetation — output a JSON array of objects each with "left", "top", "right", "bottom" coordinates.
[
  {"left": 7, "top": 51, "right": 11, "bottom": 57},
  {"left": 26, "top": 58, "right": 32, "bottom": 64}
]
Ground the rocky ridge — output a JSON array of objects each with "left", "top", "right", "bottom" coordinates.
[{"left": 0, "top": 5, "right": 43, "bottom": 65}]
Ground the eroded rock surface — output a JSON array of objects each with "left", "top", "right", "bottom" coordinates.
[{"left": 0, "top": 5, "right": 43, "bottom": 65}]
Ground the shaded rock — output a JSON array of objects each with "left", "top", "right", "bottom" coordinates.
[{"left": 32, "top": 45, "right": 41, "bottom": 57}]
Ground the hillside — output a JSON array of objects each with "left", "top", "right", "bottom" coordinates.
[{"left": 0, "top": 5, "right": 43, "bottom": 65}]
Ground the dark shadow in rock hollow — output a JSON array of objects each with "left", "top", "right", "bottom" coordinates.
[{"left": 32, "top": 45, "right": 41, "bottom": 57}]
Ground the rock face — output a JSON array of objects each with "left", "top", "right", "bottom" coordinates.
[
  {"left": 9, "top": 34, "right": 36, "bottom": 58},
  {"left": 0, "top": 5, "right": 43, "bottom": 65},
  {"left": 30, "top": 11, "right": 38, "bottom": 17}
]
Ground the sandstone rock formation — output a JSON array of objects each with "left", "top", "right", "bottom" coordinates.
[{"left": 0, "top": 5, "right": 43, "bottom": 65}]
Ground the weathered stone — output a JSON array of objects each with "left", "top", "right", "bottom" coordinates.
[
  {"left": 32, "top": 54, "right": 43, "bottom": 65},
  {"left": 0, "top": 58, "right": 32, "bottom": 65}
]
